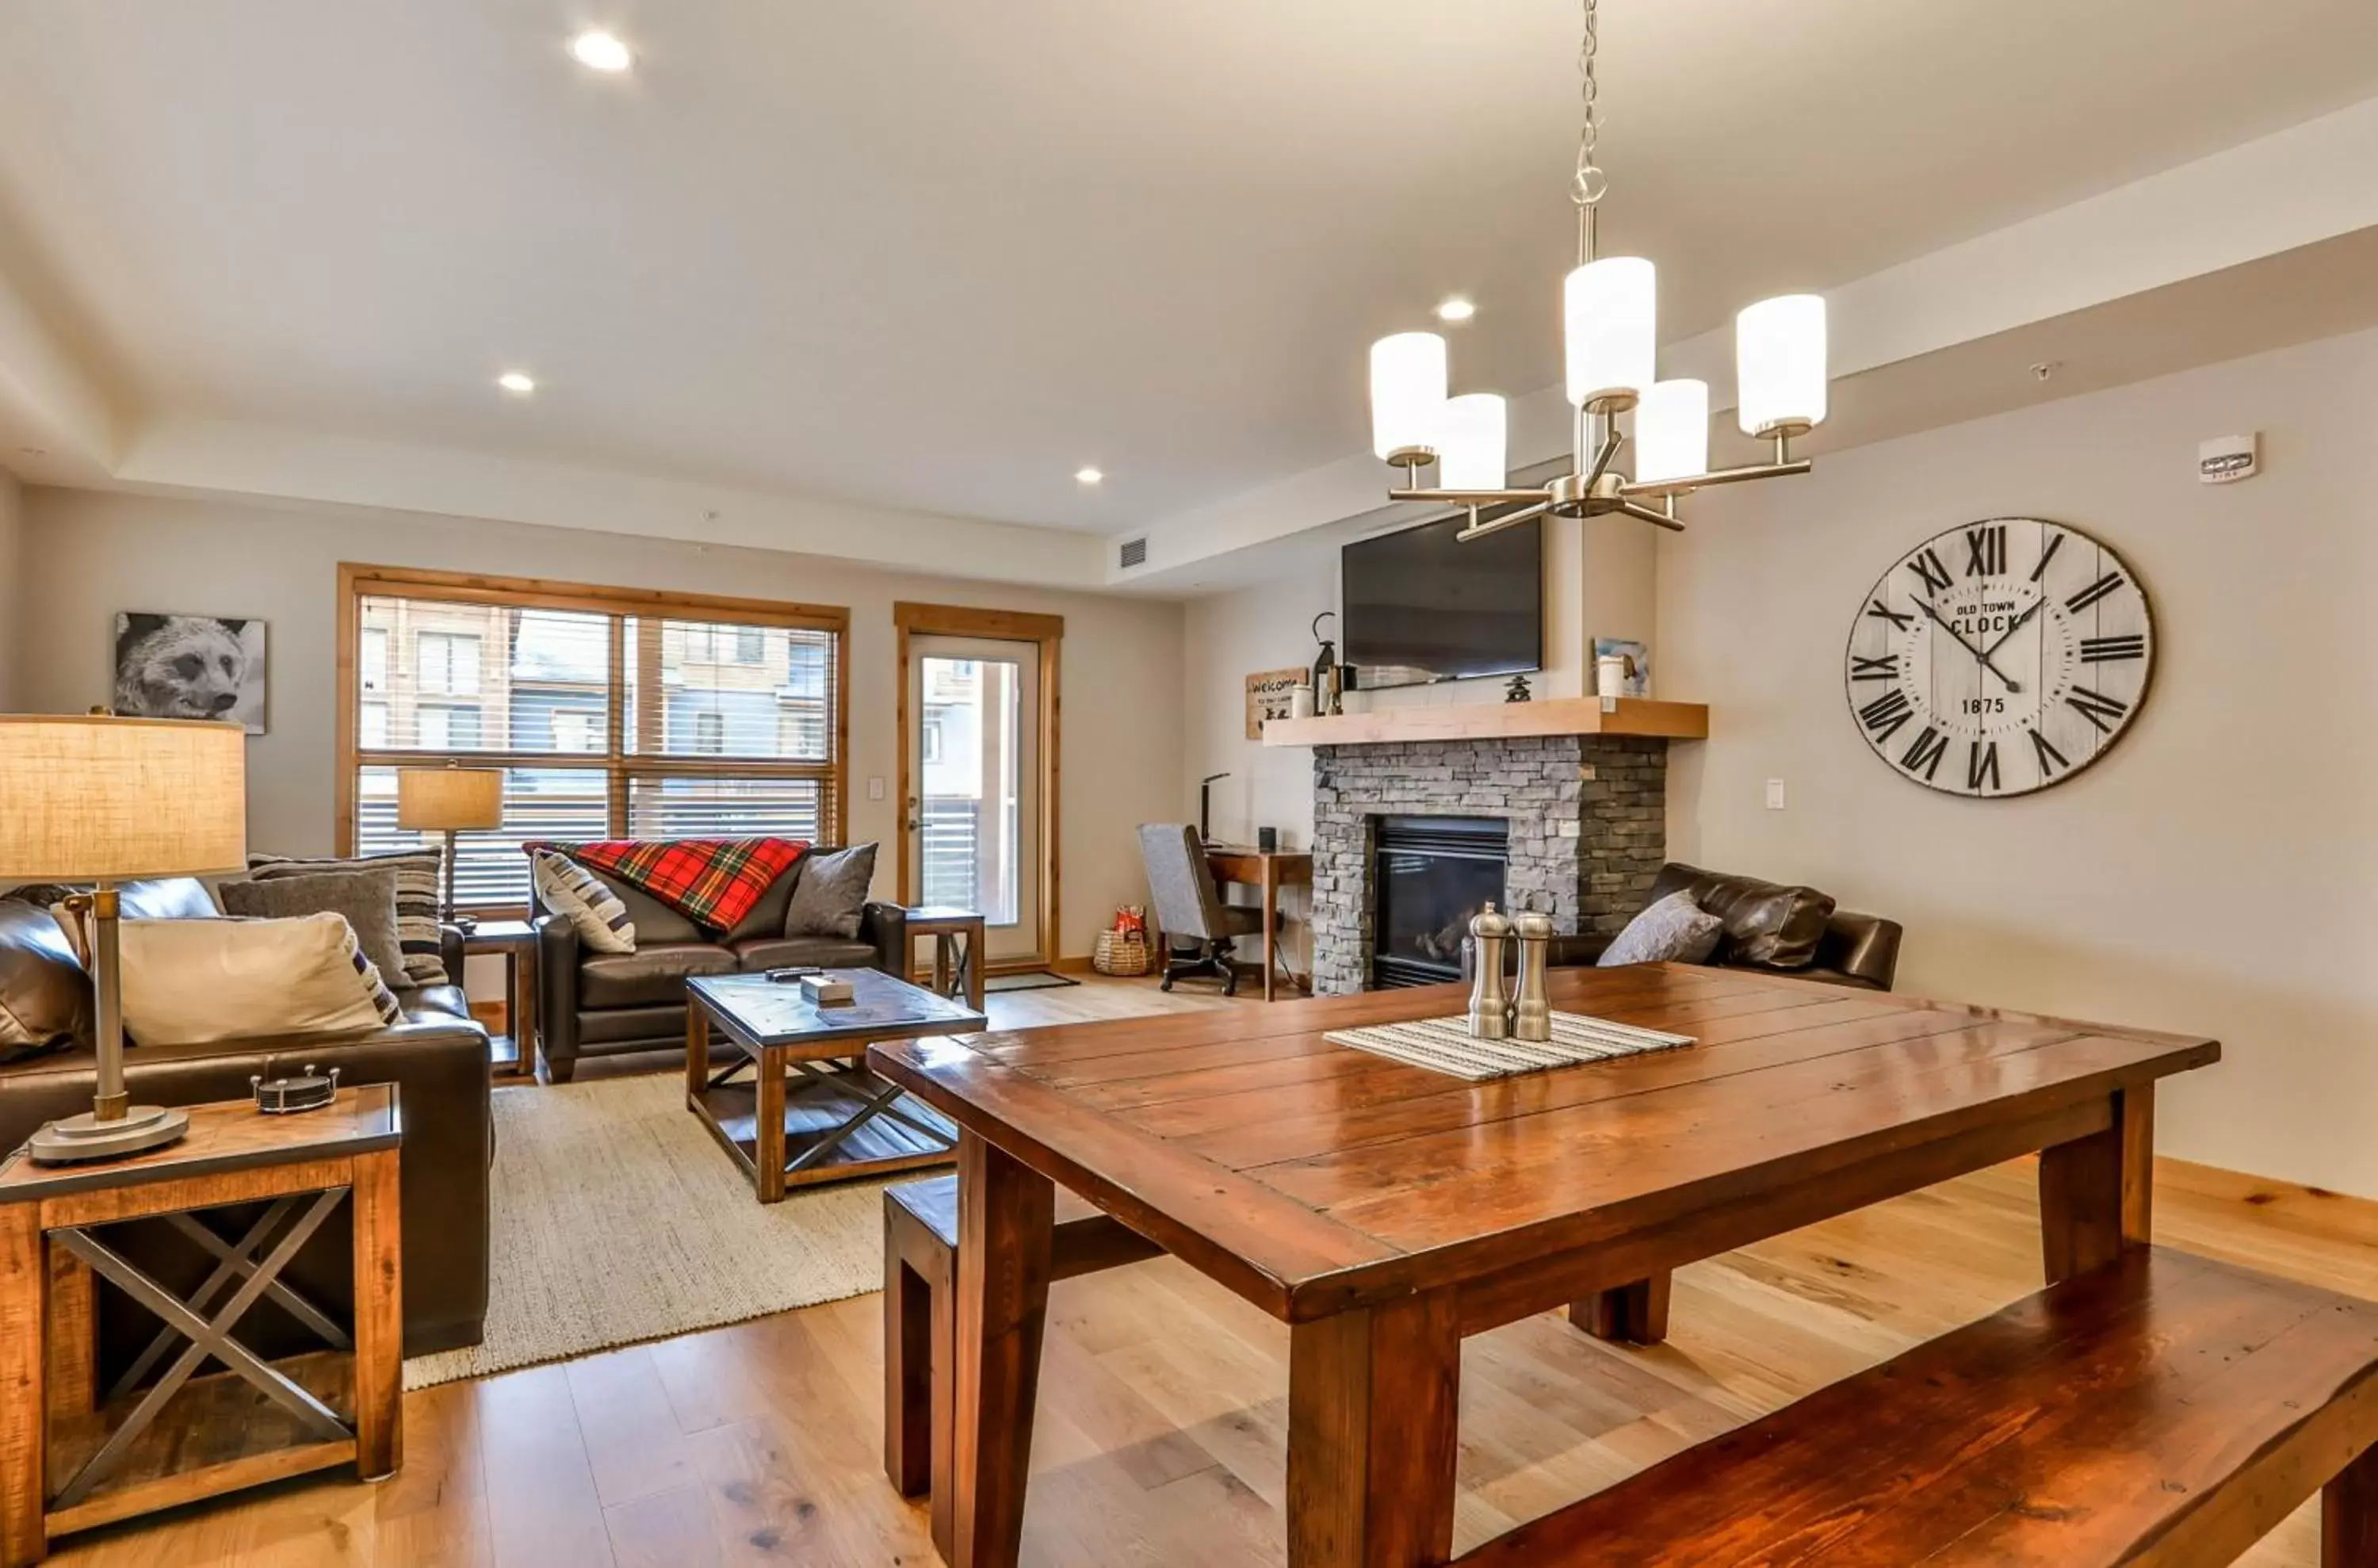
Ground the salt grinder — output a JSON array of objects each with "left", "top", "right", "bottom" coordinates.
[
  {"left": 1512, "top": 905, "right": 1554, "bottom": 1043},
  {"left": 1467, "top": 902, "right": 1512, "bottom": 1040}
]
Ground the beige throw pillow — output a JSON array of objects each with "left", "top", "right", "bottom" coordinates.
[
  {"left": 58, "top": 912, "right": 404, "bottom": 1046},
  {"left": 532, "top": 851, "right": 637, "bottom": 954}
]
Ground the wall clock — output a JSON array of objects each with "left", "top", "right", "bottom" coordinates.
[{"left": 1844, "top": 518, "right": 2154, "bottom": 797}]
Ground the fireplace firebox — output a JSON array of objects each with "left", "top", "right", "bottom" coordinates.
[{"left": 1371, "top": 815, "right": 1509, "bottom": 989}]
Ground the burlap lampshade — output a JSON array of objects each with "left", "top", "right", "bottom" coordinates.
[
  {"left": 396, "top": 767, "right": 505, "bottom": 832},
  {"left": 0, "top": 714, "right": 247, "bottom": 879}
]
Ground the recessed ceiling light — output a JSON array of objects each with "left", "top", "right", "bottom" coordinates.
[
  {"left": 1075, "top": 466, "right": 1105, "bottom": 485},
  {"left": 497, "top": 371, "right": 537, "bottom": 395},
  {"left": 569, "top": 30, "right": 633, "bottom": 73},
  {"left": 1435, "top": 296, "right": 1478, "bottom": 323}
]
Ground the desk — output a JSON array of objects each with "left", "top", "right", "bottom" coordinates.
[
  {"left": 868, "top": 964, "right": 2218, "bottom": 1567},
  {"left": 1204, "top": 847, "right": 1312, "bottom": 1002}
]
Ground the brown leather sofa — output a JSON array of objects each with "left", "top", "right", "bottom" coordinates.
[
  {"left": 1463, "top": 861, "right": 1903, "bottom": 991},
  {"left": 0, "top": 880, "right": 492, "bottom": 1363},
  {"left": 534, "top": 851, "right": 908, "bottom": 1081}
]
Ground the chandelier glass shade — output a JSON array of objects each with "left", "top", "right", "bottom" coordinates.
[
  {"left": 1439, "top": 392, "right": 1510, "bottom": 491},
  {"left": 1365, "top": 0, "right": 1828, "bottom": 536}
]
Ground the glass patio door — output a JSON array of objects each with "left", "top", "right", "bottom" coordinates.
[{"left": 906, "top": 634, "right": 1042, "bottom": 963}]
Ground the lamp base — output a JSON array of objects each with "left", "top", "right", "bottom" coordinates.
[{"left": 26, "top": 1103, "right": 191, "bottom": 1165}]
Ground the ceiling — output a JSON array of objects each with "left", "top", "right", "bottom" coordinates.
[{"left": 3, "top": 0, "right": 2378, "bottom": 534}]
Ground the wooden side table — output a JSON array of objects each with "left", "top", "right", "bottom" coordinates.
[
  {"left": 0, "top": 1087, "right": 404, "bottom": 1565},
  {"left": 903, "top": 907, "right": 986, "bottom": 1009},
  {"left": 461, "top": 919, "right": 539, "bottom": 1081}
]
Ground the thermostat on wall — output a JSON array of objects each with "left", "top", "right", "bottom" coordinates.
[{"left": 2199, "top": 433, "right": 2258, "bottom": 484}]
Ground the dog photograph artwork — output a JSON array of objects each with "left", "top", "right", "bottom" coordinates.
[{"left": 112, "top": 612, "right": 268, "bottom": 733}]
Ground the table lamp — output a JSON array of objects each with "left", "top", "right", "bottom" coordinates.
[
  {"left": 0, "top": 713, "right": 247, "bottom": 1163},
  {"left": 396, "top": 764, "right": 503, "bottom": 925}
]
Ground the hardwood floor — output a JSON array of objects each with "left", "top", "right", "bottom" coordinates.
[{"left": 49, "top": 977, "right": 2376, "bottom": 1566}]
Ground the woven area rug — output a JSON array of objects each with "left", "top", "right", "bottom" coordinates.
[{"left": 403, "top": 1073, "right": 904, "bottom": 1390}]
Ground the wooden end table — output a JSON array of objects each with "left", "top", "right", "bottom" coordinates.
[
  {"left": 0, "top": 1086, "right": 404, "bottom": 1566},
  {"left": 459, "top": 920, "right": 539, "bottom": 1081},
  {"left": 904, "top": 907, "right": 987, "bottom": 1008},
  {"left": 684, "top": 969, "right": 985, "bottom": 1203}
]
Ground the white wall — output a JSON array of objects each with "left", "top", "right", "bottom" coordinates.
[
  {"left": 1661, "top": 327, "right": 2378, "bottom": 1195},
  {"left": 0, "top": 469, "right": 20, "bottom": 707},
  {"left": 17, "top": 487, "right": 1186, "bottom": 960}
]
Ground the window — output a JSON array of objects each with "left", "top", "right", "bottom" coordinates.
[
  {"left": 418, "top": 632, "right": 481, "bottom": 695},
  {"left": 342, "top": 566, "right": 847, "bottom": 911},
  {"left": 418, "top": 704, "right": 481, "bottom": 749},
  {"left": 549, "top": 709, "right": 597, "bottom": 752}
]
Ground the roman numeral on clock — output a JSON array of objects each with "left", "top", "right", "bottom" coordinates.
[
  {"left": 2066, "top": 571, "right": 2126, "bottom": 614},
  {"left": 1967, "top": 740, "right": 2001, "bottom": 793},
  {"left": 1859, "top": 688, "right": 1914, "bottom": 743},
  {"left": 2080, "top": 634, "right": 2146, "bottom": 663},
  {"left": 2066, "top": 685, "right": 2130, "bottom": 734},
  {"left": 1965, "top": 525, "right": 2006, "bottom": 577},
  {"left": 1901, "top": 726, "right": 1948, "bottom": 781},
  {"left": 2030, "top": 530, "right": 2066, "bottom": 583},
  {"left": 2030, "top": 726, "right": 2070, "bottom": 779},
  {"left": 1849, "top": 654, "right": 1899, "bottom": 682},
  {"left": 1865, "top": 599, "right": 1913, "bottom": 631},
  {"left": 1908, "top": 549, "right": 1954, "bottom": 597}
]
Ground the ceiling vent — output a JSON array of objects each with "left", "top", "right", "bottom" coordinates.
[{"left": 1118, "top": 537, "right": 1149, "bottom": 570}]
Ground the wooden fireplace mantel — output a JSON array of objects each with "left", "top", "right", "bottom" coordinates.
[{"left": 1260, "top": 697, "right": 1707, "bottom": 748}]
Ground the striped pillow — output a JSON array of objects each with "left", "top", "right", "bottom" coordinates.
[
  {"left": 247, "top": 851, "right": 450, "bottom": 986},
  {"left": 532, "top": 851, "right": 637, "bottom": 954},
  {"left": 334, "top": 916, "right": 407, "bottom": 1027}
]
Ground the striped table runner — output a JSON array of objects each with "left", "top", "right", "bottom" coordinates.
[{"left": 1324, "top": 1012, "right": 1696, "bottom": 1081}]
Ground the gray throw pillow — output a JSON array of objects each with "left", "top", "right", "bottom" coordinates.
[
  {"left": 247, "top": 851, "right": 449, "bottom": 985},
  {"left": 220, "top": 866, "right": 412, "bottom": 989},
  {"left": 784, "top": 844, "right": 877, "bottom": 940},
  {"left": 1598, "top": 889, "right": 1726, "bottom": 968}
]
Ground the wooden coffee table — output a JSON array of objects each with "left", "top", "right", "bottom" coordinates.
[{"left": 684, "top": 969, "right": 986, "bottom": 1203}]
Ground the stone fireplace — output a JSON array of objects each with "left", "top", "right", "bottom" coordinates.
[{"left": 1309, "top": 733, "right": 1668, "bottom": 994}]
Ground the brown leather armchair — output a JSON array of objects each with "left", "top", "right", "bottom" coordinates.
[
  {"left": 533, "top": 853, "right": 908, "bottom": 1081},
  {"left": 0, "top": 884, "right": 493, "bottom": 1363},
  {"left": 1462, "top": 862, "right": 1902, "bottom": 991}
]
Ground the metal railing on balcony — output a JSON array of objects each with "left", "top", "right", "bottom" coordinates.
[{"left": 919, "top": 798, "right": 981, "bottom": 912}]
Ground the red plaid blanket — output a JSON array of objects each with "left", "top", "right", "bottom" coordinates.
[{"left": 547, "top": 838, "right": 807, "bottom": 932}]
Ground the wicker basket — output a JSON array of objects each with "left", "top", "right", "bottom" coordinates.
[{"left": 1093, "top": 927, "right": 1153, "bottom": 977}]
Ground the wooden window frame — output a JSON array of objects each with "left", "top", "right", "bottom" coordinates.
[
  {"left": 336, "top": 564, "right": 852, "bottom": 897},
  {"left": 893, "top": 602, "right": 1062, "bottom": 970}
]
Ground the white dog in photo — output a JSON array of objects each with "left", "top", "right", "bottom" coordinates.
[{"left": 113, "top": 614, "right": 266, "bottom": 732}]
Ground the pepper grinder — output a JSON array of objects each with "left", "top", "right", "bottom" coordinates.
[
  {"left": 1467, "top": 902, "right": 1512, "bottom": 1040},
  {"left": 1512, "top": 905, "right": 1554, "bottom": 1043}
]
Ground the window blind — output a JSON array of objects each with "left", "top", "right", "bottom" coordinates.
[{"left": 346, "top": 578, "right": 845, "bottom": 912}]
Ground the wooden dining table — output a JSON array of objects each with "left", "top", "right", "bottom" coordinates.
[{"left": 866, "top": 962, "right": 2219, "bottom": 1567}]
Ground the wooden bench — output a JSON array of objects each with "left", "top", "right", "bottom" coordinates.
[
  {"left": 1462, "top": 1245, "right": 2378, "bottom": 1566},
  {"left": 882, "top": 1172, "right": 1164, "bottom": 1558}
]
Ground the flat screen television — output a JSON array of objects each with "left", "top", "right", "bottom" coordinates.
[{"left": 1342, "top": 511, "right": 1543, "bottom": 689}]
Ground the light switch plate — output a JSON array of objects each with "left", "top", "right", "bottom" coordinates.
[
  {"left": 867, "top": 776, "right": 887, "bottom": 801},
  {"left": 1765, "top": 778, "right": 1787, "bottom": 810}
]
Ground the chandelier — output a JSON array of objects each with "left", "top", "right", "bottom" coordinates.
[{"left": 1367, "top": 0, "right": 1829, "bottom": 537}]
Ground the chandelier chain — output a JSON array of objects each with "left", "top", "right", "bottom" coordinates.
[{"left": 1572, "top": 0, "right": 1606, "bottom": 208}]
